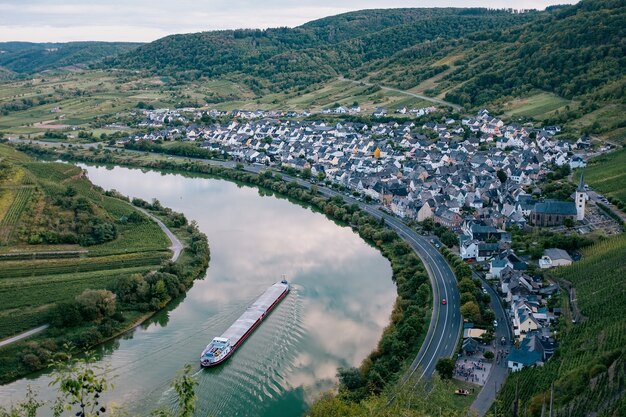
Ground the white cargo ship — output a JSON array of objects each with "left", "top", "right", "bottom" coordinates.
[{"left": 200, "top": 279, "right": 290, "bottom": 367}]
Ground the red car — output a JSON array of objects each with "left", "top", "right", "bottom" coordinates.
[{"left": 442, "top": 299, "right": 447, "bottom": 305}]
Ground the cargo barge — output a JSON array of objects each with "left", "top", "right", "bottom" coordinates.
[{"left": 201, "top": 279, "right": 290, "bottom": 367}]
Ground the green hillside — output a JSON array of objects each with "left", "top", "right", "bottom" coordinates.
[
  {"left": 102, "top": 0, "right": 625, "bottom": 137},
  {"left": 108, "top": 8, "right": 538, "bottom": 93},
  {"left": 495, "top": 234, "right": 626, "bottom": 417},
  {"left": 579, "top": 149, "right": 626, "bottom": 206},
  {"left": 440, "top": 0, "right": 626, "bottom": 106},
  {"left": 0, "top": 144, "right": 210, "bottom": 384},
  {"left": 0, "top": 42, "right": 141, "bottom": 76},
  {"left": 0, "top": 144, "right": 170, "bottom": 340}
]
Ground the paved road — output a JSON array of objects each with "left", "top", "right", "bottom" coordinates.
[
  {"left": 471, "top": 272, "right": 513, "bottom": 416},
  {"left": 0, "top": 325, "right": 49, "bottom": 348},
  {"left": 11, "top": 139, "right": 463, "bottom": 380},
  {"left": 133, "top": 206, "right": 183, "bottom": 262},
  {"left": 338, "top": 77, "right": 463, "bottom": 112}
]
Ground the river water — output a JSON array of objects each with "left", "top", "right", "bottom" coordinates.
[{"left": 0, "top": 164, "right": 395, "bottom": 417}]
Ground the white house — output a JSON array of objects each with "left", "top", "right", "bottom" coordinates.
[{"left": 539, "top": 248, "right": 573, "bottom": 269}]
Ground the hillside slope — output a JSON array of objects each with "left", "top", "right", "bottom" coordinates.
[
  {"left": 108, "top": 8, "right": 538, "bottom": 92},
  {"left": 496, "top": 234, "right": 626, "bottom": 417},
  {"left": 108, "top": 0, "right": 624, "bottom": 108},
  {"left": 439, "top": 0, "right": 626, "bottom": 106},
  {"left": 0, "top": 144, "right": 169, "bottom": 340},
  {"left": 0, "top": 42, "right": 141, "bottom": 76}
]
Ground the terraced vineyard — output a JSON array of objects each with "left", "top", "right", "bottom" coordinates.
[
  {"left": 580, "top": 149, "right": 626, "bottom": 206},
  {"left": 0, "top": 187, "right": 33, "bottom": 244},
  {"left": 495, "top": 234, "right": 626, "bottom": 417},
  {"left": 0, "top": 144, "right": 171, "bottom": 340}
]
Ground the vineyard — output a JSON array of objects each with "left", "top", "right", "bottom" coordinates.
[
  {"left": 22, "top": 162, "right": 82, "bottom": 183},
  {"left": 0, "top": 186, "right": 33, "bottom": 244},
  {"left": 579, "top": 149, "right": 626, "bottom": 205},
  {"left": 0, "top": 251, "right": 167, "bottom": 279},
  {"left": 0, "top": 144, "right": 171, "bottom": 340},
  {"left": 494, "top": 234, "right": 626, "bottom": 417}
]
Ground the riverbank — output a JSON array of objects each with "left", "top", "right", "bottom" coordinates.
[
  {"left": 0, "top": 177, "right": 210, "bottom": 384},
  {"left": 14, "top": 143, "right": 435, "bottom": 398}
]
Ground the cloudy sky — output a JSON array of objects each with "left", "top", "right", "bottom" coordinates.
[{"left": 0, "top": 0, "right": 575, "bottom": 43}]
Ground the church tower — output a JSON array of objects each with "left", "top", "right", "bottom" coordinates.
[{"left": 576, "top": 172, "right": 587, "bottom": 221}]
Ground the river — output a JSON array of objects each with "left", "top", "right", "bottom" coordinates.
[{"left": 0, "top": 164, "right": 395, "bottom": 417}]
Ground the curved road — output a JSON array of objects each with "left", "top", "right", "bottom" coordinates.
[
  {"left": 133, "top": 205, "right": 183, "bottom": 262},
  {"left": 338, "top": 76, "right": 463, "bottom": 112},
  {"left": 10, "top": 139, "right": 462, "bottom": 380}
]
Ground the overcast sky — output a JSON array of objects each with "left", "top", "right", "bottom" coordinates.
[{"left": 0, "top": 0, "right": 576, "bottom": 43}]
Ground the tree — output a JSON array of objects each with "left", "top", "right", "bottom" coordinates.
[
  {"left": 497, "top": 169, "right": 508, "bottom": 184},
  {"left": 173, "top": 365, "right": 197, "bottom": 417},
  {"left": 484, "top": 351, "right": 495, "bottom": 360},
  {"left": 75, "top": 289, "right": 117, "bottom": 322},
  {"left": 440, "top": 230, "right": 458, "bottom": 248},
  {"left": 435, "top": 358, "right": 455, "bottom": 379},
  {"left": 337, "top": 367, "right": 363, "bottom": 391},
  {"left": 563, "top": 218, "right": 575, "bottom": 228},
  {"left": 460, "top": 301, "right": 481, "bottom": 323}
]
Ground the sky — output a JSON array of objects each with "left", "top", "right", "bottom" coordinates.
[{"left": 0, "top": 0, "right": 576, "bottom": 43}]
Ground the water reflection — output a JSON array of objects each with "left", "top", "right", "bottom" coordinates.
[{"left": 0, "top": 164, "right": 395, "bottom": 417}]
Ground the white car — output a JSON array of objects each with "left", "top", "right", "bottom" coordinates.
[{"left": 493, "top": 320, "right": 498, "bottom": 327}]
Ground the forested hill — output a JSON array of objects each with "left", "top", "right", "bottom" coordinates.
[
  {"left": 106, "top": 8, "right": 539, "bottom": 93},
  {"left": 0, "top": 42, "right": 141, "bottom": 77},
  {"left": 439, "top": 0, "right": 626, "bottom": 106}
]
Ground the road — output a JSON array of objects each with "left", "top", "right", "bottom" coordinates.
[
  {"left": 0, "top": 325, "right": 49, "bottom": 348},
  {"left": 471, "top": 271, "right": 513, "bottom": 416},
  {"left": 10, "top": 138, "right": 463, "bottom": 380},
  {"left": 133, "top": 205, "right": 183, "bottom": 262},
  {"left": 338, "top": 76, "right": 463, "bottom": 112}
]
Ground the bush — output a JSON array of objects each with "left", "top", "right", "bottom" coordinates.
[{"left": 21, "top": 353, "right": 41, "bottom": 371}]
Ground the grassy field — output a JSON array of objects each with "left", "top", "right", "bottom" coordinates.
[
  {"left": 503, "top": 92, "right": 574, "bottom": 119},
  {"left": 577, "top": 149, "right": 626, "bottom": 205},
  {"left": 496, "top": 234, "right": 626, "bottom": 416},
  {"left": 0, "top": 144, "right": 170, "bottom": 339}
]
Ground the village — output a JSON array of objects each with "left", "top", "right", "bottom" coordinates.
[{"left": 118, "top": 105, "right": 620, "bottom": 376}]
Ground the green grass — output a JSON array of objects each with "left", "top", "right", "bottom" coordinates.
[
  {"left": 578, "top": 149, "right": 626, "bottom": 205},
  {"left": 504, "top": 92, "right": 573, "bottom": 119},
  {"left": 0, "top": 70, "right": 252, "bottom": 135},
  {"left": 495, "top": 234, "right": 626, "bottom": 416},
  {"left": 0, "top": 264, "right": 157, "bottom": 339}
]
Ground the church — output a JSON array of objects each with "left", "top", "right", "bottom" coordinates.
[{"left": 529, "top": 174, "right": 586, "bottom": 227}]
